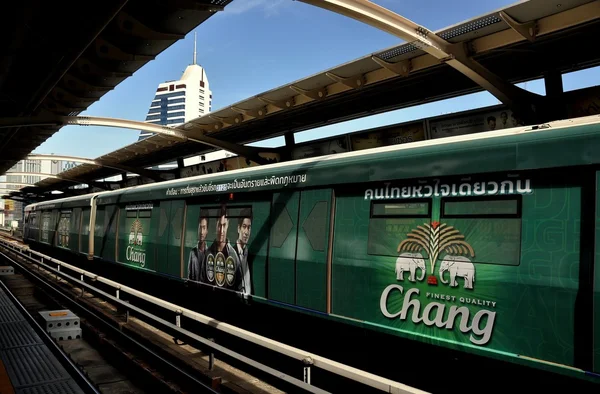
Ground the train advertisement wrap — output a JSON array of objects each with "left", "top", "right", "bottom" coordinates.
[
  {"left": 185, "top": 203, "right": 258, "bottom": 296},
  {"left": 332, "top": 177, "right": 581, "bottom": 368},
  {"left": 119, "top": 204, "right": 152, "bottom": 268}
]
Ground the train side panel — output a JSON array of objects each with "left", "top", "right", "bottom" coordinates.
[
  {"left": 331, "top": 171, "right": 584, "bottom": 369},
  {"left": 595, "top": 171, "right": 600, "bottom": 374}
]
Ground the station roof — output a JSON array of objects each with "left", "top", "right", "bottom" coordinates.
[
  {"left": 0, "top": 0, "right": 231, "bottom": 176},
  {"left": 9, "top": 0, "right": 600, "bottom": 199}
]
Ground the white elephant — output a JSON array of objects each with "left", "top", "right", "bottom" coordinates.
[
  {"left": 439, "top": 255, "right": 475, "bottom": 289},
  {"left": 395, "top": 252, "right": 426, "bottom": 282}
]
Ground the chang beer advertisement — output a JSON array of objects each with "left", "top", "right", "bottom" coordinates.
[
  {"left": 120, "top": 204, "right": 152, "bottom": 268},
  {"left": 357, "top": 178, "right": 549, "bottom": 353},
  {"left": 379, "top": 220, "right": 497, "bottom": 346},
  {"left": 40, "top": 212, "right": 51, "bottom": 244},
  {"left": 57, "top": 212, "right": 71, "bottom": 248}
]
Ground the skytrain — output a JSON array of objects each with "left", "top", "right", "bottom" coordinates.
[{"left": 21, "top": 114, "right": 600, "bottom": 385}]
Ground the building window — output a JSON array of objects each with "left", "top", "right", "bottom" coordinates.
[
  {"left": 176, "top": 84, "right": 186, "bottom": 89},
  {"left": 157, "top": 87, "right": 167, "bottom": 92}
]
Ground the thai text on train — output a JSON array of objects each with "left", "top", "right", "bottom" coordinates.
[{"left": 364, "top": 178, "right": 532, "bottom": 200}]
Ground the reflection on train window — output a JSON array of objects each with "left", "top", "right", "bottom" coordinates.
[
  {"left": 440, "top": 196, "right": 522, "bottom": 266},
  {"left": 368, "top": 199, "right": 431, "bottom": 257}
]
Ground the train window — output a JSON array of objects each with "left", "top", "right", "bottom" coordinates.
[
  {"left": 40, "top": 212, "right": 52, "bottom": 244},
  {"left": 371, "top": 200, "right": 430, "bottom": 217},
  {"left": 440, "top": 196, "right": 522, "bottom": 266},
  {"left": 442, "top": 198, "right": 520, "bottom": 217},
  {"left": 57, "top": 211, "right": 71, "bottom": 249},
  {"left": 368, "top": 199, "right": 432, "bottom": 257},
  {"left": 139, "top": 210, "right": 152, "bottom": 218}
]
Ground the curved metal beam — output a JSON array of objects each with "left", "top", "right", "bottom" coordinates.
[
  {"left": 25, "top": 154, "right": 97, "bottom": 165},
  {"left": 18, "top": 154, "right": 164, "bottom": 182},
  {"left": 0, "top": 115, "right": 275, "bottom": 165},
  {"left": 1, "top": 172, "right": 114, "bottom": 191},
  {"left": 0, "top": 182, "right": 35, "bottom": 187},
  {"left": 298, "top": 0, "right": 546, "bottom": 123},
  {"left": 3, "top": 171, "right": 81, "bottom": 184}
]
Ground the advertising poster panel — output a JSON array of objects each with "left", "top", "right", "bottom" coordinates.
[
  {"left": 184, "top": 201, "right": 270, "bottom": 298},
  {"left": 180, "top": 153, "right": 280, "bottom": 178},
  {"left": 428, "top": 108, "right": 524, "bottom": 139},
  {"left": 350, "top": 122, "right": 425, "bottom": 151},
  {"left": 119, "top": 204, "right": 153, "bottom": 269},
  {"left": 291, "top": 137, "right": 349, "bottom": 160}
]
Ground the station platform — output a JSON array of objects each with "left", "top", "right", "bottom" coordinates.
[{"left": 0, "top": 277, "right": 89, "bottom": 394}]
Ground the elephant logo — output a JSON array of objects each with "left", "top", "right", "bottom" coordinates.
[
  {"left": 439, "top": 255, "right": 475, "bottom": 289},
  {"left": 396, "top": 221, "right": 476, "bottom": 288},
  {"left": 395, "top": 252, "right": 426, "bottom": 282},
  {"left": 129, "top": 219, "right": 143, "bottom": 246}
]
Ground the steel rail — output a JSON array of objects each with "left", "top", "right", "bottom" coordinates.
[
  {"left": 0, "top": 244, "right": 331, "bottom": 394},
  {"left": 0, "top": 267, "right": 101, "bottom": 394},
  {"left": 0, "top": 249, "right": 224, "bottom": 394},
  {"left": 0, "top": 237, "right": 429, "bottom": 394}
]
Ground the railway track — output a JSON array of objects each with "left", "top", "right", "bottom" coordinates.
[
  {"left": 0, "top": 236, "right": 427, "bottom": 394},
  {"left": 0, "top": 240, "right": 328, "bottom": 394}
]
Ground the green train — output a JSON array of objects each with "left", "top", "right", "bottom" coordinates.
[{"left": 21, "top": 115, "right": 600, "bottom": 385}]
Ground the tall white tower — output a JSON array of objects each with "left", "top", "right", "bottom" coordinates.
[{"left": 138, "top": 32, "right": 212, "bottom": 141}]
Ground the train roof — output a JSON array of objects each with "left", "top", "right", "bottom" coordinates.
[{"left": 27, "top": 114, "right": 600, "bottom": 209}]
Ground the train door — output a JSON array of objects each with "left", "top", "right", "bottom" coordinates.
[
  {"left": 101, "top": 205, "right": 119, "bottom": 261},
  {"left": 80, "top": 208, "right": 90, "bottom": 254},
  {"left": 69, "top": 208, "right": 82, "bottom": 253},
  {"left": 268, "top": 189, "right": 332, "bottom": 312},
  {"left": 595, "top": 171, "right": 600, "bottom": 374},
  {"left": 156, "top": 200, "right": 185, "bottom": 277}
]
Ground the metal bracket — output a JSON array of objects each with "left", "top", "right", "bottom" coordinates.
[
  {"left": 370, "top": 56, "right": 411, "bottom": 76},
  {"left": 258, "top": 96, "right": 295, "bottom": 110},
  {"left": 289, "top": 85, "right": 328, "bottom": 100},
  {"left": 325, "top": 71, "right": 366, "bottom": 89},
  {"left": 499, "top": 11, "right": 537, "bottom": 42},
  {"left": 209, "top": 114, "right": 243, "bottom": 126},
  {"left": 230, "top": 106, "right": 268, "bottom": 118}
]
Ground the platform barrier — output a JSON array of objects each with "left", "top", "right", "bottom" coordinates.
[{"left": 0, "top": 237, "right": 429, "bottom": 394}]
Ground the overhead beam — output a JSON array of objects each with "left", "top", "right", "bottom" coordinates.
[
  {"left": 2, "top": 172, "right": 86, "bottom": 186},
  {"left": 1, "top": 172, "right": 114, "bottom": 191},
  {"left": 0, "top": 115, "right": 276, "bottom": 165},
  {"left": 17, "top": 154, "right": 164, "bottom": 182},
  {"left": 0, "top": 182, "right": 35, "bottom": 187},
  {"left": 298, "top": 0, "right": 546, "bottom": 124}
]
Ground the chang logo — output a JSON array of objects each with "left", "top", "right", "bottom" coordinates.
[
  {"left": 206, "top": 254, "right": 215, "bottom": 283},
  {"left": 215, "top": 253, "right": 225, "bottom": 287},
  {"left": 128, "top": 220, "right": 143, "bottom": 246},
  {"left": 58, "top": 217, "right": 70, "bottom": 248},
  {"left": 396, "top": 221, "right": 475, "bottom": 288},
  {"left": 380, "top": 221, "right": 497, "bottom": 346},
  {"left": 126, "top": 219, "right": 146, "bottom": 267},
  {"left": 225, "top": 256, "right": 236, "bottom": 287}
]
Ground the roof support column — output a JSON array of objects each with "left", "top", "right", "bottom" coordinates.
[
  {"left": 544, "top": 70, "right": 566, "bottom": 121},
  {"left": 282, "top": 132, "right": 296, "bottom": 161}
]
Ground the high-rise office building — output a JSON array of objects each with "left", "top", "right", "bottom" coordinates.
[{"left": 138, "top": 32, "right": 212, "bottom": 142}]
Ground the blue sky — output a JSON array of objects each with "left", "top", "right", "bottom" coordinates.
[{"left": 35, "top": 0, "right": 599, "bottom": 157}]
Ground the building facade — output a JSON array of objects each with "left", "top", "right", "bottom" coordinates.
[
  {"left": 138, "top": 32, "right": 232, "bottom": 169},
  {"left": 0, "top": 157, "right": 72, "bottom": 223}
]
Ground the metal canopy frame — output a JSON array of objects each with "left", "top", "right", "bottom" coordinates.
[
  {"left": 298, "top": 0, "right": 546, "bottom": 123},
  {"left": 6, "top": 0, "right": 600, "bottom": 201},
  {"left": 0, "top": 0, "right": 234, "bottom": 175},
  {"left": 0, "top": 116, "right": 277, "bottom": 166}
]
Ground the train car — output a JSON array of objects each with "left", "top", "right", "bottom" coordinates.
[{"left": 22, "top": 115, "right": 600, "bottom": 386}]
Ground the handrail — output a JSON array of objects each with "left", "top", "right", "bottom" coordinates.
[{"left": 0, "top": 237, "right": 429, "bottom": 394}]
